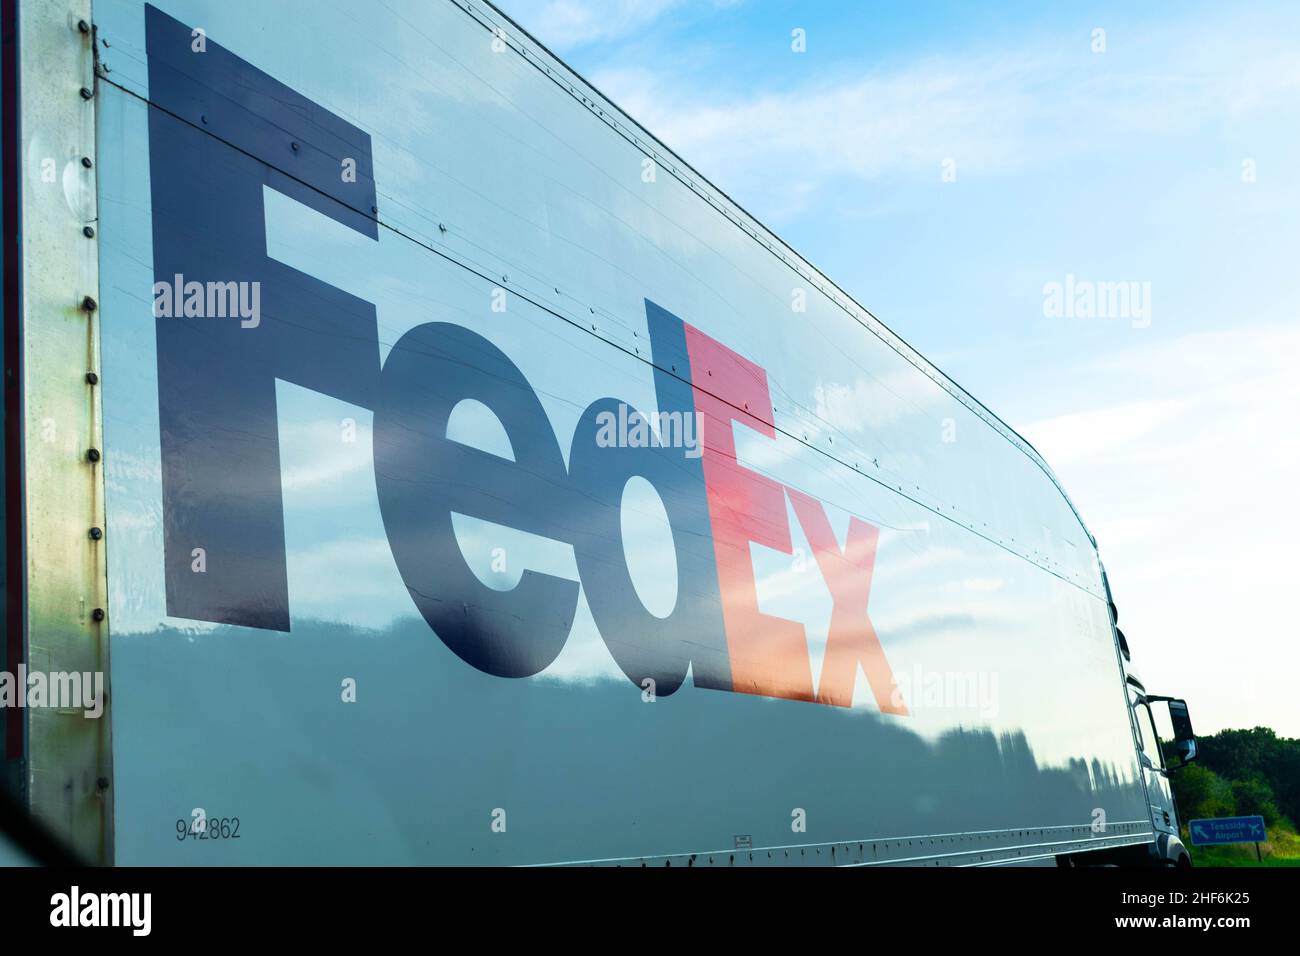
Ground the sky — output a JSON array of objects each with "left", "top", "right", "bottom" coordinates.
[{"left": 495, "top": 0, "right": 1300, "bottom": 737}]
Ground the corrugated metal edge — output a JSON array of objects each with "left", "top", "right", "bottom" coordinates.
[
  {"left": 18, "top": 0, "right": 112, "bottom": 864},
  {"left": 537, "top": 821, "right": 1155, "bottom": 867},
  {"left": 464, "top": 0, "right": 1098, "bottom": 552}
]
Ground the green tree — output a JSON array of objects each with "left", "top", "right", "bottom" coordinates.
[
  {"left": 1230, "top": 775, "right": 1280, "bottom": 825},
  {"left": 1171, "top": 763, "right": 1234, "bottom": 820},
  {"left": 1191, "top": 727, "right": 1300, "bottom": 827}
]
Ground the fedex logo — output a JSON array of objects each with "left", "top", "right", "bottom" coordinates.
[{"left": 143, "top": 6, "right": 904, "bottom": 713}]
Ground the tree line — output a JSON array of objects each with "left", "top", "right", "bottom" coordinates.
[{"left": 1168, "top": 727, "right": 1300, "bottom": 828}]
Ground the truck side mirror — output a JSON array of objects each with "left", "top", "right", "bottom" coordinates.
[{"left": 1166, "top": 699, "right": 1197, "bottom": 766}]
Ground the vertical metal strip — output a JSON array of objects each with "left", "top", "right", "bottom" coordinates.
[
  {"left": 1, "top": 0, "right": 22, "bottom": 778},
  {"left": 17, "top": 0, "right": 111, "bottom": 864}
]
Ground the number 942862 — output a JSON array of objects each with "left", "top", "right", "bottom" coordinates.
[{"left": 175, "top": 815, "right": 240, "bottom": 841}]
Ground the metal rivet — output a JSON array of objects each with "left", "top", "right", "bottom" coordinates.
[
  {"left": 86, "top": 448, "right": 101, "bottom": 463},
  {"left": 83, "top": 226, "right": 95, "bottom": 238},
  {"left": 81, "top": 296, "right": 97, "bottom": 312},
  {"left": 79, "top": 86, "right": 93, "bottom": 100},
  {"left": 86, "top": 371, "right": 99, "bottom": 385},
  {"left": 77, "top": 19, "right": 90, "bottom": 34},
  {"left": 81, "top": 156, "right": 93, "bottom": 168},
  {"left": 89, "top": 527, "right": 103, "bottom": 540},
  {"left": 91, "top": 608, "right": 106, "bottom": 623},
  {"left": 290, "top": 141, "right": 300, "bottom": 152},
  {"left": 95, "top": 776, "right": 109, "bottom": 790},
  {"left": 200, "top": 114, "right": 208, "bottom": 124}
]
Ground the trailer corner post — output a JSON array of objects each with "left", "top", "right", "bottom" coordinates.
[{"left": 17, "top": 0, "right": 112, "bottom": 864}]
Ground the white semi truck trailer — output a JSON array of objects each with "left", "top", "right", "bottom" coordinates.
[{"left": 1, "top": 0, "right": 1197, "bottom": 866}]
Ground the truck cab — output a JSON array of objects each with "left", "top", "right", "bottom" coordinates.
[
  {"left": 1060, "top": 568, "right": 1198, "bottom": 867},
  {"left": 1126, "top": 674, "right": 1196, "bottom": 865}
]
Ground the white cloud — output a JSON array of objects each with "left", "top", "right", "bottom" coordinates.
[
  {"left": 1016, "top": 400, "right": 1184, "bottom": 466},
  {"left": 592, "top": 57, "right": 1040, "bottom": 197},
  {"left": 586, "top": 23, "right": 1300, "bottom": 216},
  {"left": 1019, "top": 322, "right": 1300, "bottom": 735}
]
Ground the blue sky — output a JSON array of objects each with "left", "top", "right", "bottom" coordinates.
[{"left": 497, "top": 0, "right": 1300, "bottom": 736}]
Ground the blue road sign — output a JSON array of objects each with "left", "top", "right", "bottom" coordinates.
[{"left": 1188, "top": 815, "right": 1267, "bottom": 846}]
